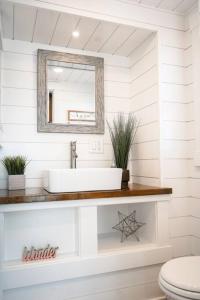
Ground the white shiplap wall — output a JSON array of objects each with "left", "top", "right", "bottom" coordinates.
[
  {"left": 0, "top": 39, "right": 131, "bottom": 189},
  {"left": 130, "top": 33, "right": 160, "bottom": 187},
  {"left": 185, "top": 9, "right": 200, "bottom": 256},
  {"left": 4, "top": 264, "right": 164, "bottom": 300},
  {"left": 129, "top": 29, "right": 192, "bottom": 258},
  {"left": 159, "top": 23, "right": 193, "bottom": 257}
]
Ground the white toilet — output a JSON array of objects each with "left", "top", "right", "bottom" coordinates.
[{"left": 159, "top": 256, "right": 200, "bottom": 300}]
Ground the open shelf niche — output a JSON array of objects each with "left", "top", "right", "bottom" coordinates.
[
  {"left": 97, "top": 202, "right": 156, "bottom": 253},
  {"left": 3, "top": 207, "right": 79, "bottom": 263}
]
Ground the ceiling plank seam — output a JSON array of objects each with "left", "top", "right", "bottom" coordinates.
[
  {"left": 112, "top": 28, "right": 137, "bottom": 55},
  {"left": 173, "top": 0, "right": 185, "bottom": 11},
  {"left": 97, "top": 24, "right": 120, "bottom": 52},
  {"left": 128, "top": 31, "right": 154, "bottom": 57},
  {"left": 82, "top": 21, "right": 101, "bottom": 50},
  {"left": 49, "top": 13, "right": 61, "bottom": 45},
  {"left": 31, "top": 8, "right": 38, "bottom": 43},
  {"left": 66, "top": 17, "right": 81, "bottom": 48}
]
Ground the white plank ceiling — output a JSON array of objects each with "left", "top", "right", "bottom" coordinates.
[
  {"left": 126, "top": 0, "right": 197, "bottom": 14},
  {"left": 1, "top": 1, "right": 153, "bottom": 57}
]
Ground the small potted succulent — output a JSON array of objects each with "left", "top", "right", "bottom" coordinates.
[
  {"left": 2, "top": 156, "right": 28, "bottom": 190},
  {"left": 107, "top": 113, "right": 138, "bottom": 189}
]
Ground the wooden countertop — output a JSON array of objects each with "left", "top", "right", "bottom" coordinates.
[{"left": 0, "top": 184, "right": 172, "bottom": 205}]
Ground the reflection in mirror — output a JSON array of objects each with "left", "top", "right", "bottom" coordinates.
[
  {"left": 47, "top": 60, "right": 96, "bottom": 126},
  {"left": 37, "top": 50, "right": 104, "bottom": 134}
]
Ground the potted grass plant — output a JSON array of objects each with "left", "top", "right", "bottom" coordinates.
[
  {"left": 2, "top": 156, "right": 28, "bottom": 190},
  {"left": 107, "top": 113, "right": 138, "bottom": 189}
]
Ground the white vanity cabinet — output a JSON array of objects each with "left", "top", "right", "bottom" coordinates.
[{"left": 0, "top": 193, "right": 172, "bottom": 299}]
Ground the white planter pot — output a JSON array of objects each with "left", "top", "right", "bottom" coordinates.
[{"left": 8, "top": 175, "right": 25, "bottom": 190}]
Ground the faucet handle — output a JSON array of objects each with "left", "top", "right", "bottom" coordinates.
[{"left": 71, "top": 141, "right": 77, "bottom": 150}]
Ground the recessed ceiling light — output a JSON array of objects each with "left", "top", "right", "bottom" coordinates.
[
  {"left": 53, "top": 67, "right": 63, "bottom": 73},
  {"left": 72, "top": 30, "right": 80, "bottom": 38}
]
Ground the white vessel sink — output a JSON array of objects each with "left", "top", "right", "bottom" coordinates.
[{"left": 44, "top": 168, "right": 122, "bottom": 193}]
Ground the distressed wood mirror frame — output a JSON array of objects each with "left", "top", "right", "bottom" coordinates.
[{"left": 37, "top": 49, "right": 104, "bottom": 134}]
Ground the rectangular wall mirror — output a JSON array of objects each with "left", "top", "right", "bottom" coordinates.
[{"left": 37, "top": 50, "right": 104, "bottom": 133}]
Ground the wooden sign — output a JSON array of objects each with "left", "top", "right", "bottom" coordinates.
[
  {"left": 22, "top": 244, "right": 59, "bottom": 262},
  {"left": 68, "top": 110, "right": 95, "bottom": 122}
]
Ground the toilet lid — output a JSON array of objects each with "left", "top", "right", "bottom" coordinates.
[
  {"left": 160, "top": 275, "right": 200, "bottom": 299},
  {"left": 160, "top": 256, "right": 200, "bottom": 293}
]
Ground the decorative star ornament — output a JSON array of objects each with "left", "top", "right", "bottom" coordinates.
[{"left": 112, "top": 210, "right": 145, "bottom": 243}]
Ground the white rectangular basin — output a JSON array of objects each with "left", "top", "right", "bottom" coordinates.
[{"left": 44, "top": 168, "right": 122, "bottom": 193}]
